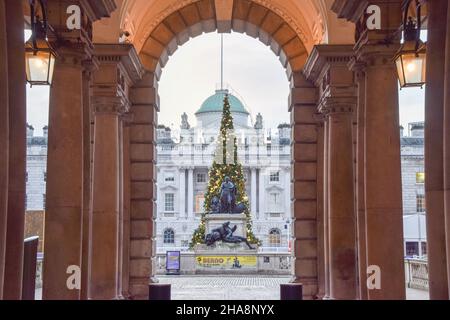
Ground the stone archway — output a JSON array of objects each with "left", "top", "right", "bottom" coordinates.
[{"left": 126, "top": 0, "right": 321, "bottom": 300}]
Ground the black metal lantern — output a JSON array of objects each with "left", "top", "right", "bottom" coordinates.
[
  {"left": 25, "top": 0, "right": 56, "bottom": 86},
  {"left": 394, "top": 0, "right": 426, "bottom": 88}
]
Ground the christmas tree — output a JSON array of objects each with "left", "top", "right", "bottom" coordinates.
[{"left": 190, "top": 94, "right": 261, "bottom": 248}]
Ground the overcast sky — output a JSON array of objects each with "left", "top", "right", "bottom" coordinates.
[{"left": 26, "top": 31, "right": 424, "bottom": 136}]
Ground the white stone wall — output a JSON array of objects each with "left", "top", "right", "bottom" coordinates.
[{"left": 26, "top": 142, "right": 47, "bottom": 211}]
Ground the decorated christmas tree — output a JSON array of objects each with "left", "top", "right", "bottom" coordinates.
[{"left": 190, "top": 94, "right": 261, "bottom": 248}]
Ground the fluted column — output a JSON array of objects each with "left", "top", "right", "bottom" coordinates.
[
  {"left": 322, "top": 100, "right": 357, "bottom": 300},
  {"left": 179, "top": 169, "right": 186, "bottom": 218},
  {"left": 251, "top": 168, "right": 257, "bottom": 217},
  {"left": 258, "top": 169, "right": 265, "bottom": 218},
  {"left": 187, "top": 168, "right": 194, "bottom": 218},
  {"left": 0, "top": 0, "right": 8, "bottom": 300},
  {"left": 90, "top": 97, "right": 125, "bottom": 300}
]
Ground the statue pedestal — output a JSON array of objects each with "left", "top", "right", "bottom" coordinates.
[
  {"left": 205, "top": 213, "right": 247, "bottom": 238},
  {"left": 195, "top": 213, "right": 259, "bottom": 274}
]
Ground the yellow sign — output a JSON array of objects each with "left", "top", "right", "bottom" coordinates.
[{"left": 196, "top": 256, "right": 257, "bottom": 268}]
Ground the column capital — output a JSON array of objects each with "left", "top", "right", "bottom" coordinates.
[
  {"left": 318, "top": 96, "right": 356, "bottom": 116},
  {"left": 303, "top": 44, "right": 355, "bottom": 86},
  {"left": 354, "top": 44, "right": 400, "bottom": 70},
  {"left": 92, "top": 96, "right": 130, "bottom": 115}
]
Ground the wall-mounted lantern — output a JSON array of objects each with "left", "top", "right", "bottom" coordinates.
[
  {"left": 394, "top": 0, "right": 426, "bottom": 89},
  {"left": 25, "top": 0, "right": 56, "bottom": 86}
]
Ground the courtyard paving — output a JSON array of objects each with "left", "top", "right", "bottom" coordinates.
[
  {"left": 34, "top": 276, "right": 430, "bottom": 300},
  {"left": 156, "top": 276, "right": 430, "bottom": 300}
]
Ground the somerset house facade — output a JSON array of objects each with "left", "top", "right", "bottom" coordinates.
[
  {"left": 25, "top": 92, "right": 427, "bottom": 258},
  {"left": 155, "top": 89, "right": 292, "bottom": 253}
]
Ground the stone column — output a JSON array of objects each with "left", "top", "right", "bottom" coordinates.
[
  {"left": 89, "top": 43, "right": 144, "bottom": 300},
  {"left": 187, "top": 168, "right": 194, "bottom": 218},
  {"left": 42, "top": 0, "right": 115, "bottom": 300},
  {"left": 121, "top": 114, "right": 132, "bottom": 299},
  {"left": 3, "top": 0, "right": 26, "bottom": 299},
  {"left": 89, "top": 97, "right": 124, "bottom": 300},
  {"left": 349, "top": 59, "right": 368, "bottom": 300},
  {"left": 43, "top": 48, "right": 88, "bottom": 300},
  {"left": 258, "top": 169, "right": 265, "bottom": 218},
  {"left": 179, "top": 169, "right": 186, "bottom": 218},
  {"left": 323, "top": 119, "right": 330, "bottom": 299},
  {"left": 80, "top": 60, "right": 96, "bottom": 300},
  {"left": 0, "top": 0, "right": 8, "bottom": 300},
  {"left": 315, "top": 117, "right": 326, "bottom": 300},
  {"left": 359, "top": 47, "right": 406, "bottom": 300},
  {"left": 444, "top": 0, "right": 450, "bottom": 297},
  {"left": 251, "top": 168, "right": 257, "bottom": 217},
  {"left": 428, "top": 0, "right": 450, "bottom": 299},
  {"left": 322, "top": 100, "right": 357, "bottom": 300}
]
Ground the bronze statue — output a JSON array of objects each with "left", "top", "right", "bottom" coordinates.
[
  {"left": 208, "top": 177, "right": 248, "bottom": 214},
  {"left": 205, "top": 222, "right": 254, "bottom": 249},
  {"left": 220, "top": 176, "right": 236, "bottom": 213}
]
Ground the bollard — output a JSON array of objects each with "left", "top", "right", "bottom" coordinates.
[
  {"left": 280, "top": 283, "right": 303, "bottom": 300},
  {"left": 22, "top": 236, "right": 39, "bottom": 300},
  {"left": 149, "top": 283, "right": 171, "bottom": 300}
]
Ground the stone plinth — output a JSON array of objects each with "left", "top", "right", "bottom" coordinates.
[
  {"left": 205, "top": 213, "right": 247, "bottom": 238},
  {"left": 194, "top": 213, "right": 259, "bottom": 274}
]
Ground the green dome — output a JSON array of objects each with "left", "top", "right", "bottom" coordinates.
[{"left": 196, "top": 89, "right": 249, "bottom": 115}]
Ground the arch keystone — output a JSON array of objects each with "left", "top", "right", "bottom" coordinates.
[{"left": 215, "top": 0, "right": 234, "bottom": 33}]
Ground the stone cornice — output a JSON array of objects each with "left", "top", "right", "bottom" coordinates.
[
  {"left": 303, "top": 45, "right": 355, "bottom": 85},
  {"left": 94, "top": 44, "right": 145, "bottom": 84},
  {"left": 331, "top": 0, "right": 368, "bottom": 23},
  {"left": 81, "top": 0, "right": 117, "bottom": 22}
]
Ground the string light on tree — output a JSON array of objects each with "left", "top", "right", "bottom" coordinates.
[{"left": 190, "top": 95, "right": 261, "bottom": 248}]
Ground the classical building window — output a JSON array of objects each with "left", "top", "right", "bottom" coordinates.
[
  {"left": 421, "top": 242, "right": 427, "bottom": 256},
  {"left": 197, "top": 173, "right": 206, "bottom": 183},
  {"left": 44, "top": 171, "right": 47, "bottom": 182},
  {"left": 164, "top": 173, "right": 175, "bottom": 183},
  {"left": 165, "top": 193, "right": 175, "bottom": 212},
  {"left": 270, "top": 193, "right": 279, "bottom": 204},
  {"left": 270, "top": 171, "right": 280, "bottom": 183},
  {"left": 406, "top": 242, "right": 419, "bottom": 257},
  {"left": 163, "top": 228, "right": 175, "bottom": 244},
  {"left": 268, "top": 228, "right": 281, "bottom": 247},
  {"left": 416, "top": 172, "right": 425, "bottom": 184},
  {"left": 416, "top": 194, "right": 426, "bottom": 213},
  {"left": 43, "top": 194, "right": 46, "bottom": 209}
]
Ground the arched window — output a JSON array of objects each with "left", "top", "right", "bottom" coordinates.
[
  {"left": 268, "top": 228, "right": 281, "bottom": 247},
  {"left": 163, "top": 228, "right": 175, "bottom": 244}
]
